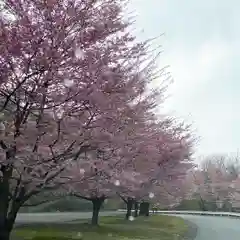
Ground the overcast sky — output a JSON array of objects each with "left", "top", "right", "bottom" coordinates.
[{"left": 128, "top": 0, "right": 240, "bottom": 157}]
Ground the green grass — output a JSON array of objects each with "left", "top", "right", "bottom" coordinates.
[{"left": 12, "top": 215, "right": 188, "bottom": 240}]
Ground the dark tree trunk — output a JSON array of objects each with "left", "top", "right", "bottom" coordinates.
[
  {"left": 0, "top": 230, "right": 10, "bottom": 240},
  {"left": 0, "top": 146, "right": 36, "bottom": 240},
  {"left": 0, "top": 197, "right": 22, "bottom": 240},
  {"left": 0, "top": 218, "right": 8, "bottom": 240},
  {"left": 139, "top": 202, "right": 150, "bottom": 216},
  {"left": 198, "top": 198, "right": 207, "bottom": 211},
  {"left": 125, "top": 198, "right": 134, "bottom": 220},
  {"left": 139, "top": 202, "right": 145, "bottom": 216},
  {"left": 91, "top": 197, "right": 105, "bottom": 225},
  {"left": 0, "top": 216, "right": 15, "bottom": 240},
  {"left": 0, "top": 147, "right": 17, "bottom": 240},
  {"left": 145, "top": 202, "right": 150, "bottom": 216},
  {"left": 134, "top": 201, "right": 139, "bottom": 217}
]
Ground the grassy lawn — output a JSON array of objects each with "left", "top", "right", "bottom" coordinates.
[{"left": 12, "top": 215, "right": 188, "bottom": 240}]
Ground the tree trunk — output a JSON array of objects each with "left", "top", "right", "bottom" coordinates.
[
  {"left": 139, "top": 202, "right": 150, "bottom": 216},
  {"left": 139, "top": 202, "right": 145, "bottom": 216},
  {"left": 125, "top": 198, "right": 134, "bottom": 220},
  {"left": 91, "top": 197, "right": 104, "bottom": 225},
  {"left": 0, "top": 176, "right": 12, "bottom": 240},
  {"left": 0, "top": 230, "right": 10, "bottom": 240},
  {"left": 145, "top": 202, "right": 150, "bottom": 216},
  {"left": 134, "top": 201, "right": 139, "bottom": 217},
  {"left": 0, "top": 216, "right": 14, "bottom": 240},
  {"left": 198, "top": 198, "right": 207, "bottom": 211}
]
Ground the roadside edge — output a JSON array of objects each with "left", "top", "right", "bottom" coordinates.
[{"left": 182, "top": 219, "right": 198, "bottom": 240}]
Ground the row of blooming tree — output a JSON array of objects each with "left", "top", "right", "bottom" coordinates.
[
  {"left": 182, "top": 154, "right": 240, "bottom": 211},
  {"left": 0, "top": 0, "right": 194, "bottom": 239}
]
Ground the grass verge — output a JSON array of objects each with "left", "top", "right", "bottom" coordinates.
[{"left": 12, "top": 215, "right": 188, "bottom": 240}]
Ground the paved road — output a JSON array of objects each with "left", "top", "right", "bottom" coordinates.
[
  {"left": 15, "top": 211, "right": 121, "bottom": 224},
  {"left": 16, "top": 211, "right": 240, "bottom": 239},
  {"left": 174, "top": 214, "right": 240, "bottom": 240}
]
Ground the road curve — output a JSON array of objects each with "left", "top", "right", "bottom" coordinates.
[
  {"left": 174, "top": 214, "right": 240, "bottom": 240},
  {"left": 16, "top": 211, "right": 240, "bottom": 239}
]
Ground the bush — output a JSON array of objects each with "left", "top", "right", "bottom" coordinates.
[{"left": 174, "top": 199, "right": 201, "bottom": 211}]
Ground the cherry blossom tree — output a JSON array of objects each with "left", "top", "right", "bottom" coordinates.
[
  {"left": 183, "top": 155, "right": 240, "bottom": 211},
  {"left": 63, "top": 119, "right": 160, "bottom": 224},
  {"left": 0, "top": 0, "right": 167, "bottom": 238},
  {"left": 0, "top": 0, "right": 196, "bottom": 237},
  {"left": 62, "top": 148, "right": 124, "bottom": 225},
  {"left": 115, "top": 120, "right": 194, "bottom": 219},
  {"left": 45, "top": 107, "right": 194, "bottom": 224},
  {"left": 62, "top": 115, "right": 194, "bottom": 223}
]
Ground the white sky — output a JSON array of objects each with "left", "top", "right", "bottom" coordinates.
[{"left": 128, "top": 0, "right": 240, "bottom": 158}]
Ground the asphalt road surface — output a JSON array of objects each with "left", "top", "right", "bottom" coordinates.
[
  {"left": 16, "top": 211, "right": 240, "bottom": 239},
  {"left": 175, "top": 214, "right": 240, "bottom": 240},
  {"left": 15, "top": 211, "right": 121, "bottom": 224}
]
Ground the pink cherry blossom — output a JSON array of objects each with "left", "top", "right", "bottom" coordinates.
[{"left": 0, "top": 0, "right": 195, "bottom": 235}]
